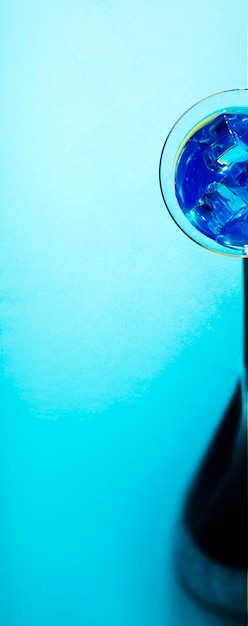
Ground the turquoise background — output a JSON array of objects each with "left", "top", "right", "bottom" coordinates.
[{"left": 0, "top": 1, "right": 247, "bottom": 624}]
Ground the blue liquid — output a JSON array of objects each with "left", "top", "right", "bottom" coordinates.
[{"left": 175, "top": 109, "right": 248, "bottom": 248}]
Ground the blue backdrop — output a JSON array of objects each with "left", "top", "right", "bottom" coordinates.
[{"left": 0, "top": 1, "right": 247, "bottom": 624}]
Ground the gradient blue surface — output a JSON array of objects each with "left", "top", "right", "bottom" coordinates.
[{"left": 0, "top": 1, "right": 247, "bottom": 624}]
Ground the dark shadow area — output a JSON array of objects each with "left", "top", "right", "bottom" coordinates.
[{"left": 174, "top": 381, "right": 247, "bottom": 621}]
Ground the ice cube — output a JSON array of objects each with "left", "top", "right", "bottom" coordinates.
[
  {"left": 205, "top": 181, "right": 247, "bottom": 215},
  {"left": 225, "top": 113, "right": 248, "bottom": 145},
  {"left": 226, "top": 163, "right": 248, "bottom": 192},
  {"left": 217, "top": 207, "right": 248, "bottom": 247},
  {"left": 185, "top": 203, "right": 218, "bottom": 239},
  {"left": 184, "top": 181, "right": 248, "bottom": 240},
  {"left": 202, "top": 181, "right": 247, "bottom": 233},
  {"left": 200, "top": 114, "right": 248, "bottom": 172},
  {"left": 217, "top": 141, "right": 248, "bottom": 168}
]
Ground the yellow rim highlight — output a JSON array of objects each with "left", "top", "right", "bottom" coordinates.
[{"left": 172, "top": 112, "right": 219, "bottom": 176}]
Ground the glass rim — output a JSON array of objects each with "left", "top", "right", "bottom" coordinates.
[{"left": 159, "top": 88, "right": 248, "bottom": 258}]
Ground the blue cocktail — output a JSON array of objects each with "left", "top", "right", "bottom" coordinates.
[
  {"left": 175, "top": 109, "right": 248, "bottom": 251},
  {"left": 160, "top": 89, "right": 248, "bottom": 257}
]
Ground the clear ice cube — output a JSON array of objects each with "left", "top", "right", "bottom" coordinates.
[
  {"left": 206, "top": 181, "right": 248, "bottom": 214},
  {"left": 227, "top": 162, "right": 248, "bottom": 191},
  {"left": 185, "top": 203, "right": 217, "bottom": 239},
  {"left": 217, "top": 207, "right": 248, "bottom": 247},
  {"left": 200, "top": 114, "right": 248, "bottom": 172},
  {"left": 185, "top": 181, "right": 248, "bottom": 240},
  {"left": 217, "top": 141, "right": 248, "bottom": 168},
  {"left": 225, "top": 113, "right": 248, "bottom": 144}
]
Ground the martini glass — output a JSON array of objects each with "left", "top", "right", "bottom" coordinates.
[{"left": 159, "top": 89, "right": 248, "bottom": 622}]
